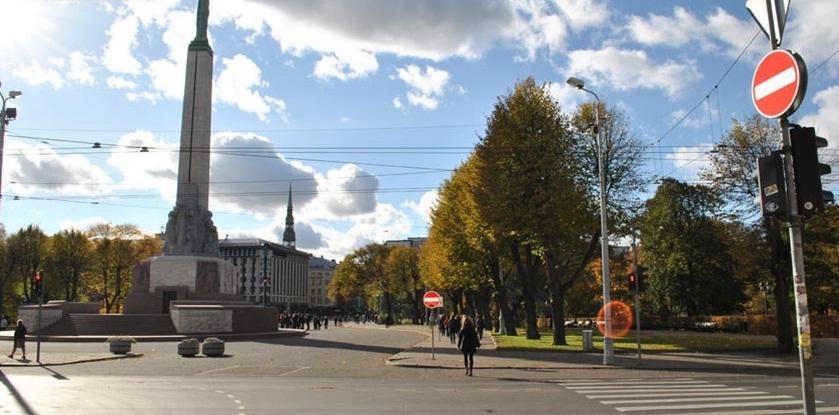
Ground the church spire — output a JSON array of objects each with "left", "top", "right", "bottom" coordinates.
[{"left": 283, "top": 183, "right": 296, "bottom": 247}]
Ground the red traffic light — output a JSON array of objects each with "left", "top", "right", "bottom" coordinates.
[
  {"left": 33, "top": 272, "right": 42, "bottom": 283},
  {"left": 628, "top": 272, "right": 636, "bottom": 284}
]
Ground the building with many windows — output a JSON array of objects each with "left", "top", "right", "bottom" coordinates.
[
  {"left": 308, "top": 256, "right": 337, "bottom": 308},
  {"left": 219, "top": 238, "right": 310, "bottom": 309}
]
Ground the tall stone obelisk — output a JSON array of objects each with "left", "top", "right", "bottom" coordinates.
[
  {"left": 125, "top": 0, "right": 240, "bottom": 318},
  {"left": 163, "top": 0, "right": 219, "bottom": 256}
]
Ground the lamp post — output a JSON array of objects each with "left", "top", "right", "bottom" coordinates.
[
  {"left": 566, "top": 76, "right": 614, "bottom": 365},
  {"left": 0, "top": 83, "right": 22, "bottom": 217},
  {"left": 262, "top": 242, "right": 270, "bottom": 306}
]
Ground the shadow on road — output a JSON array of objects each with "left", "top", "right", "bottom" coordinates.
[
  {"left": 0, "top": 370, "right": 37, "bottom": 415},
  {"left": 253, "top": 336, "right": 407, "bottom": 355},
  {"left": 39, "top": 366, "right": 68, "bottom": 380}
]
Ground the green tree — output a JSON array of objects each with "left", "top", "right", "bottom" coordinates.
[
  {"left": 46, "top": 229, "right": 93, "bottom": 302},
  {"left": 330, "top": 244, "right": 395, "bottom": 324},
  {"left": 700, "top": 114, "right": 794, "bottom": 352},
  {"left": 6, "top": 225, "right": 49, "bottom": 303},
  {"left": 386, "top": 245, "right": 423, "bottom": 323},
  {"left": 639, "top": 179, "right": 745, "bottom": 317}
]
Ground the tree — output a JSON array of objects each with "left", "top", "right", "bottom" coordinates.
[
  {"left": 330, "top": 244, "right": 395, "bottom": 324},
  {"left": 386, "top": 245, "right": 423, "bottom": 324},
  {"left": 639, "top": 179, "right": 745, "bottom": 318},
  {"left": 699, "top": 114, "right": 794, "bottom": 352},
  {"left": 6, "top": 225, "right": 48, "bottom": 303},
  {"left": 46, "top": 229, "right": 93, "bottom": 302}
]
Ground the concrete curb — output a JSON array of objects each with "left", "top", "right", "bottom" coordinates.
[{"left": 0, "top": 353, "right": 143, "bottom": 367}]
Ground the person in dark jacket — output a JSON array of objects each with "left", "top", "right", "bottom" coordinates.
[
  {"left": 8, "top": 320, "right": 26, "bottom": 359},
  {"left": 458, "top": 316, "right": 480, "bottom": 376},
  {"left": 448, "top": 314, "right": 461, "bottom": 344}
]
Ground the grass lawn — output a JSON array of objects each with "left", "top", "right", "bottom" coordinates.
[{"left": 493, "top": 328, "right": 778, "bottom": 353}]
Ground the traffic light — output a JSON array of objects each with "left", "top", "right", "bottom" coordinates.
[
  {"left": 627, "top": 272, "right": 637, "bottom": 288},
  {"left": 33, "top": 272, "right": 43, "bottom": 299},
  {"left": 756, "top": 151, "right": 787, "bottom": 218},
  {"left": 790, "top": 125, "right": 834, "bottom": 216}
]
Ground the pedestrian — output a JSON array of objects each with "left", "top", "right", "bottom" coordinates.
[
  {"left": 437, "top": 315, "right": 446, "bottom": 340},
  {"left": 476, "top": 316, "right": 485, "bottom": 340},
  {"left": 448, "top": 314, "right": 461, "bottom": 345},
  {"left": 458, "top": 316, "right": 480, "bottom": 376},
  {"left": 8, "top": 319, "right": 26, "bottom": 359},
  {"left": 0, "top": 315, "right": 8, "bottom": 331}
]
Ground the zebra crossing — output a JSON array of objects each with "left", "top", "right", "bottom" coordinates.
[{"left": 557, "top": 378, "right": 839, "bottom": 414}]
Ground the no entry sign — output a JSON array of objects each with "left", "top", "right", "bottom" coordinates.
[
  {"left": 752, "top": 49, "right": 807, "bottom": 119},
  {"left": 423, "top": 291, "right": 443, "bottom": 309}
]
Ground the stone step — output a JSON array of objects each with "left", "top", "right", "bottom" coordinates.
[{"left": 41, "top": 314, "right": 177, "bottom": 336}]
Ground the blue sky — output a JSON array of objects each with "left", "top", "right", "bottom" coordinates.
[{"left": 0, "top": 0, "right": 837, "bottom": 260}]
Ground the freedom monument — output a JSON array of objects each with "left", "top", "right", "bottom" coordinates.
[{"left": 122, "top": 0, "right": 276, "bottom": 333}]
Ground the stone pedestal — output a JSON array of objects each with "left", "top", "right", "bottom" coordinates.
[{"left": 124, "top": 255, "right": 239, "bottom": 314}]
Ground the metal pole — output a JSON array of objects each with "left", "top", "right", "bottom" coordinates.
[
  {"left": 631, "top": 230, "right": 642, "bottom": 363},
  {"left": 587, "top": 92, "right": 614, "bottom": 365},
  {"left": 36, "top": 292, "right": 42, "bottom": 364},
  {"left": 779, "top": 117, "right": 816, "bottom": 414},
  {"left": 431, "top": 308, "right": 436, "bottom": 360},
  {"left": 0, "top": 94, "right": 8, "bottom": 216}
]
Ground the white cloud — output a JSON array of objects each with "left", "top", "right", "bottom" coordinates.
[
  {"left": 4, "top": 141, "right": 113, "bottom": 196},
  {"left": 801, "top": 86, "right": 839, "bottom": 152},
  {"left": 12, "top": 60, "right": 65, "bottom": 88},
  {"left": 107, "top": 76, "right": 137, "bottom": 90},
  {"left": 272, "top": 221, "right": 325, "bottom": 250},
  {"left": 106, "top": 130, "right": 178, "bottom": 201},
  {"left": 556, "top": 0, "right": 610, "bottom": 31},
  {"left": 402, "top": 189, "right": 438, "bottom": 226},
  {"left": 395, "top": 65, "right": 450, "bottom": 110},
  {"left": 664, "top": 144, "right": 713, "bottom": 179},
  {"left": 215, "top": 54, "right": 288, "bottom": 122},
  {"left": 304, "top": 164, "right": 379, "bottom": 219},
  {"left": 103, "top": 15, "right": 142, "bottom": 75},
  {"left": 59, "top": 217, "right": 111, "bottom": 232},
  {"left": 565, "top": 46, "right": 702, "bottom": 97},
  {"left": 125, "top": 91, "right": 159, "bottom": 103},
  {"left": 67, "top": 52, "right": 95, "bottom": 86},
  {"left": 313, "top": 50, "right": 378, "bottom": 81},
  {"left": 785, "top": 0, "right": 839, "bottom": 76},
  {"left": 626, "top": 7, "right": 754, "bottom": 57},
  {"left": 209, "top": 132, "right": 318, "bottom": 217},
  {"left": 392, "top": 97, "right": 403, "bottom": 110},
  {"left": 310, "top": 203, "right": 412, "bottom": 259},
  {"left": 545, "top": 81, "right": 583, "bottom": 112}
]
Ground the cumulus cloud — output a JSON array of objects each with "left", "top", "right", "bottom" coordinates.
[
  {"left": 107, "top": 130, "right": 179, "bottom": 201},
  {"left": 313, "top": 50, "right": 378, "bottom": 81},
  {"left": 402, "top": 189, "right": 438, "bottom": 226},
  {"left": 800, "top": 86, "right": 839, "bottom": 186},
  {"left": 305, "top": 164, "right": 379, "bottom": 218},
  {"left": 67, "top": 52, "right": 96, "bottom": 85},
  {"left": 103, "top": 15, "right": 142, "bottom": 75},
  {"left": 545, "top": 81, "right": 583, "bottom": 112},
  {"left": 565, "top": 46, "right": 702, "bottom": 97},
  {"left": 12, "top": 60, "right": 65, "bottom": 88},
  {"left": 785, "top": 0, "right": 839, "bottom": 76},
  {"left": 215, "top": 54, "right": 288, "bottom": 122},
  {"left": 107, "top": 76, "right": 137, "bottom": 90},
  {"left": 5, "top": 141, "right": 113, "bottom": 196},
  {"left": 210, "top": 132, "right": 318, "bottom": 216},
  {"left": 394, "top": 65, "right": 450, "bottom": 110},
  {"left": 311, "top": 203, "right": 412, "bottom": 259},
  {"left": 272, "top": 221, "right": 325, "bottom": 250},
  {"left": 626, "top": 7, "right": 754, "bottom": 57}
]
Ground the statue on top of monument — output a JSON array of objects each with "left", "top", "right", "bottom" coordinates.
[{"left": 196, "top": 0, "right": 209, "bottom": 41}]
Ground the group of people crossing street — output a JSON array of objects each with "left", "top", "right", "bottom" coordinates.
[{"left": 436, "top": 314, "right": 483, "bottom": 376}]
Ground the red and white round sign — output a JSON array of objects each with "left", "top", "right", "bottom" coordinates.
[
  {"left": 423, "top": 291, "right": 443, "bottom": 309},
  {"left": 752, "top": 49, "right": 807, "bottom": 119}
]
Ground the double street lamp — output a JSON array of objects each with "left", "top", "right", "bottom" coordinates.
[
  {"left": 0, "top": 83, "right": 23, "bottom": 216},
  {"left": 566, "top": 76, "right": 614, "bottom": 365}
]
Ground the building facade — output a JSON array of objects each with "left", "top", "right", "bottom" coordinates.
[
  {"left": 308, "top": 256, "right": 337, "bottom": 307},
  {"left": 219, "top": 238, "right": 311, "bottom": 309},
  {"left": 384, "top": 237, "right": 427, "bottom": 249}
]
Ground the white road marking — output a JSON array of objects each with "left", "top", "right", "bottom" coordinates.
[
  {"left": 278, "top": 366, "right": 310, "bottom": 377},
  {"left": 755, "top": 67, "right": 796, "bottom": 100},
  {"left": 586, "top": 391, "right": 768, "bottom": 399},
  {"left": 578, "top": 387, "right": 746, "bottom": 394},
  {"left": 567, "top": 384, "right": 724, "bottom": 390},
  {"left": 658, "top": 406, "right": 839, "bottom": 415},
  {"left": 601, "top": 395, "right": 793, "bottom": 405},
  {"left": 195, "top": 365, "right": 240, "bottom": 376},
  {"left": 559, "top": 380, "right": 702, "bottom": 387},
  {"left": 616, "top": 400, "right": 820, "bottom": 412}
]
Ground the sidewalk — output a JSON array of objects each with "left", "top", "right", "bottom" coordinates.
[
  {"left": 386, "top": 328, "right": 839, "bottom": 375},
  {"left": 0, "top": 329, "right": 307, "bottom": 343}
]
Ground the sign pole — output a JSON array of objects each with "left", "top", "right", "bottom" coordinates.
[
  {"left": 36, "top": 291, "right": 42, "bottom": 364},
  {"left": 431, "top": 308, "right": 436, "bottom": 360},
  {"left": 779, "top": 117, "right": 816, "bottom": 415}
]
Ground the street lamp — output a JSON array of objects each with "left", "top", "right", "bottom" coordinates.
[
  {"left": 0, "top": 83, "right": 22, "bottom": 217},
  {"left": 262, "top": 242, "right": 270, "bottom": 306},
  {"left": 566, "top": 76, "right": 614, "bottom": 365}
]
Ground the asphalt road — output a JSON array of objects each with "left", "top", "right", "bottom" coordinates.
[{"left": 0, "top": 326, "right": 836, "bottom": 414}]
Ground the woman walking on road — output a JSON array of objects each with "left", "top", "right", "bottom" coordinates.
[
  {"left": 8, "top": 319, "right": 26, "bottom": 359},
  {"left": 458, "top": 316, "right": 480, "bottom": 376}
]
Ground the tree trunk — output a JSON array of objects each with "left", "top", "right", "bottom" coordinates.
[
  {"left": 491, "top": 261, "right": 517, "bottom": 335},
  {"left": 765, "top": 217, "right": 793, "bottom": 353},
  {"left": 511, "top": 243, "right": 540, "bottom": 340},
  {"left": 550, "top": 282, "right": 567, "bottom": 346}
]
